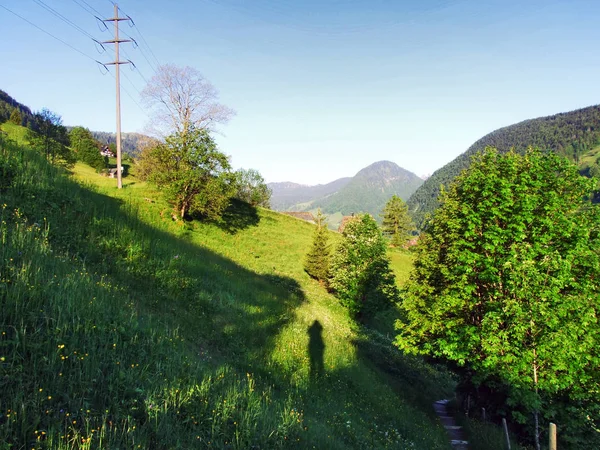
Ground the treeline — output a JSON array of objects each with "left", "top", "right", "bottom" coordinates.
[
  {"left": 87, "top": 130, "right": 155, "bottom": 158},
  {"left": 408, "top": 104, "right": 600, "bottom": 228},
  {"left": 0, "top": 89, "right": 36, "bottom": 127}
]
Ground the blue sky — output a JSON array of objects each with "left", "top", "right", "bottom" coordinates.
[{"left": 1, "top": 0, "right": 599, "bottom": 184}]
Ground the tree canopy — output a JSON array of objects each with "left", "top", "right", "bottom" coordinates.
[
  {"left": 304, "top": 209, "right": 331, "bottom": 283},
  {"left": 396, "top": 148, "right": 600, "bottom": 447},
  {"left": 144, "top": 128, "right": 236, "bottom": 219},
  {"left": 234, "top": 168, "right": 271, "bottom": 208},
  {"left": 381, "top": 194, "right": 414, "bottom": 247},
  {"left": 26, "top": 108, "right": 73, "bottom": 167},
  {"left": 141, "top": 64, "right": 235, "bottom": 137},
  {"left": 329, "top": 214, "right": 399, "bottom": 321},
  {"left": 69, "top": 126, "right": 105, "bottom": 171}
]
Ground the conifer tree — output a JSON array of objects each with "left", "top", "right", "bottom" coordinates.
[
  {"left": 381, "top": 195, "right": 414, "bottom": 247},
  {"left": 9, "top": 109, "right": 22, "bottom": 125},
  {"left": 304, "top": 209, "right": 330, "bottom": 283}
]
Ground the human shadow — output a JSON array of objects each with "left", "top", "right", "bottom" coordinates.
[
  {"left": 209, "top": 198, "right": 260, "bottom": 234},
  {"left": 308, "top": 320, "right": 325, "bottom": 380}
]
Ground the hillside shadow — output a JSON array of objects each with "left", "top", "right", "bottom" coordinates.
[{"left": 7, "top": 156, "right": 305, "bottom": 372}]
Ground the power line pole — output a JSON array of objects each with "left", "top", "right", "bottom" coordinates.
[{"left": 103, "top": 4, "right": 131, "bottom": 189}]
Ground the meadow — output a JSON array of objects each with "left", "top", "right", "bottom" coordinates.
[{"left": 0, "top": 123, "right": 456, "bottom": 449}]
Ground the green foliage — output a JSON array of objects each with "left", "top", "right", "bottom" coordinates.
[
  {"left": 304, "top": 209, "right": 331, "bottom": 282},
  {"left": 26, "top": 108, "right": 74, "bottom": 167},
  {"left": 397, "top": 148, "right": 600, "bottom": 447},
  {"left": 69, "top": 126, "right": 106, "bottom": 171},
  {"left": 0, "top": 137, "right": 456, "bottom": 449},
  {"left": 234, "top": 168, "right": 271, "bottom": 207},
  {"left": 381, "top": 194, "right": 414, "bottom": 247},
  {"left": 329, "top": 214, "right": 399, "bottom": 320},
  {"left": 145, "top": 128, "right": 236, "bottom": 219},
  {"left": 8, "top": 109, "right": 21, "bottom": 125},
  {"left": 409, "top": 104, "right": 600, "bottom": 228}
]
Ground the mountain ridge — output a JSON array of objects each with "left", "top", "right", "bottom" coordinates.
[
  {"left": 407, "top": 104, "right": 600, "bottom": 228},
  {"left": 269, "top": 160, "right": 423, "bottom": 227}
]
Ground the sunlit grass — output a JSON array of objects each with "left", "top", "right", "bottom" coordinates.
[{"left": 1, "top": 126, "right": 455, "bottom": 449}]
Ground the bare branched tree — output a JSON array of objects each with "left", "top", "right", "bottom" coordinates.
[{"left": 141, "top": 64, "right": 235, "bottom": 137}]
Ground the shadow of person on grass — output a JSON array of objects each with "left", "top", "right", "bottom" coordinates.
[{"left": 308, "top": 320, "right": 325, "bottom": 380}]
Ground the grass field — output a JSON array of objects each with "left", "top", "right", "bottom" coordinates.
[{"left": 1, "top": 124, "right": 457, "bottom": 449}]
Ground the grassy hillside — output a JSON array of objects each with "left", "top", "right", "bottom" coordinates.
[
  {"left": 408, "top": 104, "right": 600, "bottom": 228},
  {"left": 1, "top": 123, "right": 455, "bottom": 449}
]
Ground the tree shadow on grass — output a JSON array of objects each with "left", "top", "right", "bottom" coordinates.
[
  {"left": 210, "top": 198, "right": 260, "bottom": 234},
  {"left": 2, "top": 140, "right": 311, "bottom": 448},
  {"left": 4, "top": 147, "right": 305, "bottom": 370}
]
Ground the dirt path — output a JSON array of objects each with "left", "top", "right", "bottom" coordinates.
[{"left": 433, "top": 399, "right": 469, "bottom": 450}]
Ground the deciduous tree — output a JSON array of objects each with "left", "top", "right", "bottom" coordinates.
[
  {"left": 396, "top": 148, "right": 600, "bottom": 449},
  {"left": 26, "top": 108, "right": 74, "bottom": 167},
  {"left": 146, "top": 127, "right": 236, "bottom": 220},
  {"left": 69, "top": 126, "right": 105, "bottom": 171},
  {"left": 234, "top": 168, "right": 271, "bottom": 208},
  {"left": 141, "top": 64, "right": 235, "bottom": 137},
  {"left": 329, "top": 214, "right": 398, "bottom": 321}
]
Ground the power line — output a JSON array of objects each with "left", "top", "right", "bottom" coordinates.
[
  {"left": 117, "top": 5, "right": 161, "bottom": 69},
  {"left": 31, "top": 0, "right": 97, "bottom": 41},
  {"left": 72, "top": 0, "right": 103, "bottom": 17},
  {"left": 120, "top": 28, "right": 158, "bottom": 74},
  {"left": 0, "top": 3, "right": 102, "bottom": 64}
]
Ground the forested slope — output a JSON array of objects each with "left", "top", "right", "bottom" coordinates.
[{"left": 408, "top": 105, "right": 600, "bottom": 227}]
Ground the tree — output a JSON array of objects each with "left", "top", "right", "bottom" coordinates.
[
  {"left": 69, "top": 126, "right": 105, "bottom": 171},
  {"left": 26, "top": 108, "right": 74, "bottom": 167},
  {"left": 141, "top": 64, "right": 235, "bottom": 137},
  {"left": 304, "top": 209, "right": 331, "bottom": 283},
  {"left": 381, "top": 194, "right": 414, "bottom": 247},
  {"left": 9, "top": 109, "right": 22, "bottom": 125},
  {"left": 395, "top": 148, "right": 600, "bottom": 449},
  {"left": 329, "top": 214, "right": 399, "bottom": 321},
  {"left": 234, "top": 168, "right": 271, "bottom": 207},
  {"left": 145, "top": 127, "right": 236, "bottom": 220}
]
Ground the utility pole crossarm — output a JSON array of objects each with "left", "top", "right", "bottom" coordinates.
[{"left": 102, "top": 3, "right": 132, "bottom": 189}]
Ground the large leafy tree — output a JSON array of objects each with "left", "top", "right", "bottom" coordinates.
[
  {"left": 69, "top": 126, "right": 105, "bottom": 171},
  {"left": 396, "top": 148, "right": 600, "bottom": 449},
  {"left": 329, "top": 214, "right": 399, "bottom": 321},
  {"left": 146, "top": 127, "right": 236, "bottom": 219},
  {"left": 234, "top": 168, "right": 271, "bottom": 208},
  {"left": 381, "top": 194, "right": 414, "bottom": 247},
  {"left": 26, "top": 108, "right": 73, "bottom": 167},
  {"left": 304, "top": 209, "right": 331, "bottom": 283}
]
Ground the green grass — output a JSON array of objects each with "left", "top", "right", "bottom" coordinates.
[
  {"left": 1, "top": 126, "right": 455, "bottom": 449},
  {"left": 1, "top": 122, "right": 30, "bottom": 145}
]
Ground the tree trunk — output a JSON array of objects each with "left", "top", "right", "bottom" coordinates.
[
  {"left": 533, "top": 351, "right": 541, "bottom": 450},
  {"left": 533, "top": 409, "right": 540, "bottom": 450}
]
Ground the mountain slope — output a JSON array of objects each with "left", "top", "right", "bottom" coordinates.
[
  {"left": 312, "top": 161, "right": 423, "bottom": 218},
  {"left": 408, "top": 104, "right": 600, "bottom": 228},
  {"left": 89, "top": 130, "right": 156, "bottom": 158},
  {"left": 268, "top": 177, "right": 352, "bottom": 210}
]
